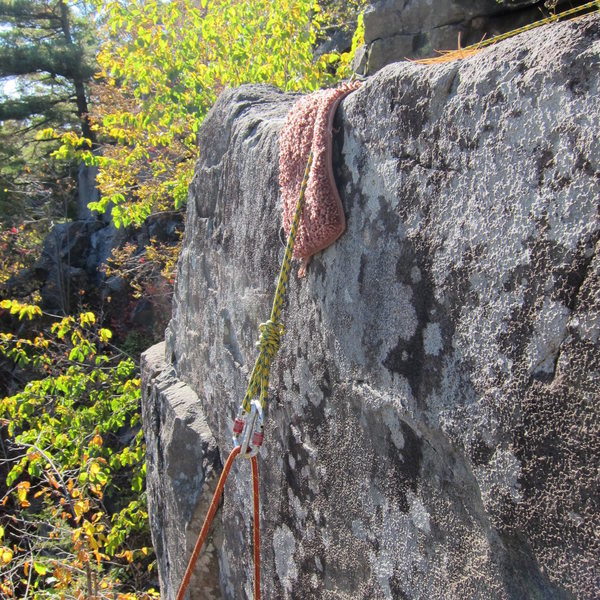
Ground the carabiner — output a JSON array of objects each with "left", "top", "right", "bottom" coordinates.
[{"left": 232, "top": 399, "right": 264, "bottom": 458}]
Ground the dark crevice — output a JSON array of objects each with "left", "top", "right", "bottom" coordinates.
[{"left": 566, "top": 235, "right": 600, "bottom": 313}]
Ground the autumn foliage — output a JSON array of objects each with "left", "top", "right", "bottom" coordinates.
[
  {"left": 53, "top": 0, "right": 354, "bottom": 228},
  {"left": 0, "top": 303, "right": 154, "bottom": 598}
]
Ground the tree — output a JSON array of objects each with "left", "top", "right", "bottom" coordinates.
[
  {"left": 58, "top": 0, "right": 359, "bottom": 228},
  {"left": 0, "top": 0, "right": 96, "bottom": 140},
  {"left": 0, "top": 301, "right": 156, "bottom": 598},
  {"left": 0, "top": 1, "right": 98, "bottom": 285},
  {"left": 0, "top": 0, "right": 96, "bottom": 225}
]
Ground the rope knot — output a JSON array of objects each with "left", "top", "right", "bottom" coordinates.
[{"left": 257, "top": 320, "right": 284, "bottom": 358}]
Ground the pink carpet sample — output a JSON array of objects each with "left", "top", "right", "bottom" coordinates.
[{"left": 279, "top": 81, "right": 361, "bottom": 276}]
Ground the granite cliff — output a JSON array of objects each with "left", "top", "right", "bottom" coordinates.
[{"left": 141, "top": 15, "right": 600, "bottom": 600}]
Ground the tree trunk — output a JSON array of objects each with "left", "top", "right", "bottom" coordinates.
[{"left": 59, "top": 0, "right": 94, "bottom": 143}]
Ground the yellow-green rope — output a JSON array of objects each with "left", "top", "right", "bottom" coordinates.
[
  {"left": 240, "top": 150, "right": 314, "bottom": 413},
  {"left": 465, "top": 1, "right": 599, "bottom": 52}
]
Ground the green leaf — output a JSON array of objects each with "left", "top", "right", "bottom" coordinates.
[{"left": 6, "top": 462, "right": 24, "bottom": 487}]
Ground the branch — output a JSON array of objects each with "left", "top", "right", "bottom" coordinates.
[
  {"left": 16, "top": 439, "right": 77, "bottom": 521},
  {"left": 0, "top": 93, "right": 71, "bottom": 121},
  {"left": 0, "top": 43, "right": 94, "bottom": 80},
  {"left": 23, "top": 549, "right": 34, "bottom": 600},
  {"left": 0, "top": 0, "right": 60, "bottom": 22}
]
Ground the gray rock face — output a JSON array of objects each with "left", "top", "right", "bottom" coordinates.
[
  {"left": 141, "top": 343, "right": 223, "bottom": 600},
  {"left": 142, "top": 15, "right": 600, "bottom": 600},
  {"left": 35, "top": 220, "right": 104, "bottom": 313},
  {"left": 360, "top": 0, "right": 550, "bottom": 73}
]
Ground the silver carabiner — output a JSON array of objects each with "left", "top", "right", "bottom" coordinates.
[{"left": 232, "top": 399, "right": 264, "bottom": 458}]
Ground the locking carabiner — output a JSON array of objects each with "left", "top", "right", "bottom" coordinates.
[{"left": 232, "top": 399, "right": 264, "bottom": 458}]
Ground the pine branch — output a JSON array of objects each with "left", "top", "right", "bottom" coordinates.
[
  {"left": 0, "top": 0, "right": 59, "bottom": 22},
  {"left": 0, "top": 43, "right": 94, "bottom": 80},
  {"left": 0, "top": 93, "right": 71, "bottom": 120}
]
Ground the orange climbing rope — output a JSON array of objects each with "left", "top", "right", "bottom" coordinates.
[
  {"left": 175, "top": 446, "right": 261, "bottom": 600},
  {"left": 252, "top": 455, "right": 261, "bottom": 599}
]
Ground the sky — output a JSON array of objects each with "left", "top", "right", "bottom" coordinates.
[
  {"left": 1, "top": 77, "right": 19, "bottom": 99},
  {"left": 0, "top": 22, "right": 18, "bottom": 100}
]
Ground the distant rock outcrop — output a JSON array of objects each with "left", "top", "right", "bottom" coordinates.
[
  {"left": 357, "top": 0, "right": 572, "bottom": 73},
  {"left": 142, "top": 15, "right": 600, "bottom": 600}
]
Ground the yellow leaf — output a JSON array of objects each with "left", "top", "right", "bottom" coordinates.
[
  {"left": 117, "top": 550, "right": 134, "bottom": 563},
  {"left": 90, "top": 462, "right": 100, "bottom": 476},
  {"left": 99, "top": 328, "right": 113, "bottom": 344},
  {"left": 0, "top": 547, "right": 12, "bottom": 565},
  {"left": 79, "top": 311, "right": 96, "bottom": 327},
  {"left": 17, "top": 481, "right": 30, "bottom": 506},
  {"left": 74, "top": 500, "right": 88, "bottom": 519},
  {"left": 84, "top": 522, "right": 95, "bottom": 539}
]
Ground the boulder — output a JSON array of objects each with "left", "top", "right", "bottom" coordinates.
[
  {"left": 141, "top": 342, "right": 223, "bottom": 600},
  {"left": 142, "top": 15, "right": 600, "bottom": 600},
  {"left": 34, "top": 220, "right": 104, "bottom": 313},
  {"left": 360, "top": 0, "right": 562, "bottom": 72}
]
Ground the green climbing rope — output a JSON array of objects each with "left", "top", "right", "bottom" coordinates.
[{"left": 240, "top": 150, "right": 314, "bottom": 414}]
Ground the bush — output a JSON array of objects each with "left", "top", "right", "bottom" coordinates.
[{"left": 0, "top": 302, "right": 156, "bottom": 598}]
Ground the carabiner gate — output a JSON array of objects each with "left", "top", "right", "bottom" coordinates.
[{"left": 232, "top": 399, "right": 264, "bottom": 458}]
